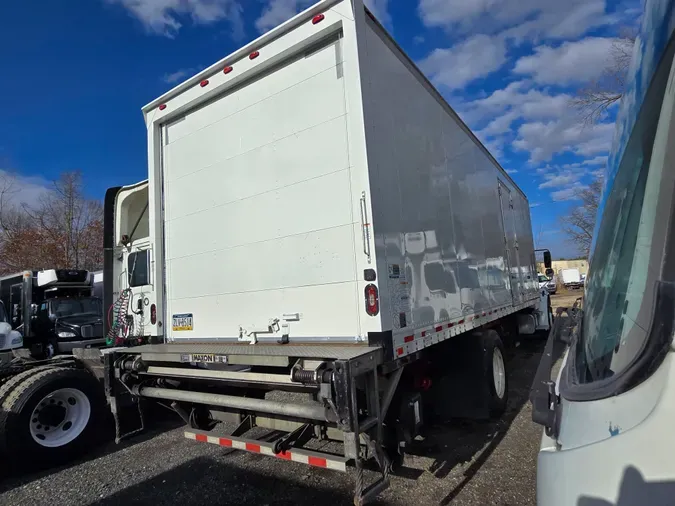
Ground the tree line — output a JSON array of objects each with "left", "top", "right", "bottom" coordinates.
[{"left": 0, "top": 171, "right": 103, "bottom": 275}]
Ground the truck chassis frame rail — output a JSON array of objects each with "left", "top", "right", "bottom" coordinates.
[{"left": 107, "top": 343, "right": 400, "bottom": 505}]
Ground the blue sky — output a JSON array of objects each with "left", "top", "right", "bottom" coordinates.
[{"left": 0, "top": 0, "right": 640, "bottom": 257}]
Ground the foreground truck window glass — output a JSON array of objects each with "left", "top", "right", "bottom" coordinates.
[
  {"left": 567, "top": 1, "right": 675, "bottom": 393},
  {"left": 535, "top": 1, "right": 675, "bottom": 504}
]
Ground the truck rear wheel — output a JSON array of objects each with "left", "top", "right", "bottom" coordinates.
[
  {"left": 481, "top": 330, "right": 508, "bottom": 417},
  {"left": 0, "top": 367, "right": 105, "bottom": 467},
  {"left": 0, "top": 364, "right": 60, "bottom": 405}
]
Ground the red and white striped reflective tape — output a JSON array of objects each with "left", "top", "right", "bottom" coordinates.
[
  {"left": 185, "top": 430, "right": 347, "bottom": 472},
  {"left": 394, "top": 298, "right": 539, "bottom": 358}
]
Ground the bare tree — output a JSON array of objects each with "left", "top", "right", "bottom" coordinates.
[
  {"left": 24, "top": 171, "right": 103, "bottom": 269},
  {"left": 0, "top": 170, "right": 103, "bottom": 274},
  {"left": 560, "top": 178, "right": 603, "bottom": 258},
  {"left": 571, "top": 29, "right": 636, "bottom": 125},
  {"left": 560, "top": 29, "right": 635, "bottom": 257}
]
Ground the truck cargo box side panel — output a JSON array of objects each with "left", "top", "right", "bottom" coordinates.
[
  {"left": 160, "top": 35, "right": 363, "bottom": 342},
  {"left": 359, "top": 15, "right": 530, "bottom": 334}
]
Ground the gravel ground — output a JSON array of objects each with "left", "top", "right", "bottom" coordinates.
[{"left": 0, "top": 298, "right": 574, "bottom": 506}]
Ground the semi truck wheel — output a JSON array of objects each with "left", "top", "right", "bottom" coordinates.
[
  {"left": 0, "top": 364, "right": 60, "bottom": 405},
  {"left": 481, "top": 330, "right": 508, "bottom": 417},
  {"left": 0, "top": 367, "right": 105, "bottom": 466}
]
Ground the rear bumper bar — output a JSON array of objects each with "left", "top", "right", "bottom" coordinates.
[{"left": 184, "top": 429, "right": 348, "bottom": 471}]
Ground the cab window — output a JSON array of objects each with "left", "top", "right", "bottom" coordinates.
[{"left": 128, "top": 250, "right": 150, "bottom": 287}]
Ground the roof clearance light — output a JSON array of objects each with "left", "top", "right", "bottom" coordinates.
[
  {"left": 159, "top": 104, "right": 167, "bottom": 111},
  {"left": 200, "top": 79, "right": 210, "bottom": 87},
  {"left": 250, "top": 51, "right": 260, "bottom": 60},
  {"left": 312, "top": 13, "right": 325, "bottom": 24},
  {"left": 223, "top": 66, "right": 233, "bottom": 74}
]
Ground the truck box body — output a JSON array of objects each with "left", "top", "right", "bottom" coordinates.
[
  {"left": 559, "top": 268, "right": 582, "bottom": 288},
  {"left": 139, "top": 0, "right": 539, "bottom": 356}
]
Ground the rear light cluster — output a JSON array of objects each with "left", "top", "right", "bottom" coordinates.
[
  {"left": 150, "top": 304, "right": 157, "bottom": 325},
  {"left": 365, "top": 284, "right": 379, "bottom": 316}
]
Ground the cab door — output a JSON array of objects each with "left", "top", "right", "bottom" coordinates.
[{"left": 112, "top": 181, "right": 157, "bottom": 341}]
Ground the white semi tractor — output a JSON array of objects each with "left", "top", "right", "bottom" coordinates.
[
  {"left": 532, "top": 0, "right": 675, "bottom": 503},
  {"left": 103, "top": 1, "right": 551, "bottom": 503}
]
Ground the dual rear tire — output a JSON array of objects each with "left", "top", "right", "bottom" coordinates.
[{"left": 0, "top": 366, "right": 105, "bottom": 468}]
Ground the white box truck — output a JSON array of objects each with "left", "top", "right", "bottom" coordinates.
[
  {"left": 559, "top": 268, "right": 582, "bottom": 290},
  {"left": 103, "top": 1, "right": 551, "bottom": 502}
]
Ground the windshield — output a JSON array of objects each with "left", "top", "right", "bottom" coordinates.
[
  {"left": 573, "top": 0, "right": 675, "bottom": 387},
  {"left": 538, "top": 275, "right": 550, "bottom": 283},
  {"left": 51, "top": 297, "right": 102, "bottom": 318}
]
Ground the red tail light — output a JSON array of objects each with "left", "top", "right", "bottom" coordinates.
[
  {"left": 365, "top": 284, "right": 379, "bottom": 316},
  {"left": 150, "top": 304, "right": 157, "bottom": 325},
  {"left": 312, "top": 14, "right": 325, "bottom": 24}
]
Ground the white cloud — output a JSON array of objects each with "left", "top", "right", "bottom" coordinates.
[
  {"left": 478, "top": 111, "right": 519, "bottom": 137},
  {"left": 513, "top": 37, "right": 615, "bottom": 85},
  {"left": 162, "top": 68, "right": 192, "bottom": 84},
  {"left": 505, "top": 169, "right": 518, "bottom": 174},
  {"left": 364, "top": 0, "right": 392, "bottom": 26},
  {"left": 591, "top": 168, "right": 605, "bottom": 178},
  {"left": 463, "top": 81, "right": 572, "bottom": 124},
  {"left": 583, "top": 155, "right": 608, "bottom": 166},
  {"left": 255, "top": 0, "right": 311, "bottom": 32},
  {"left": 551, "top": 182, "right": 588, "bottom": 201},
  {"left": 503, "top": 0, "right": 608, "bottom": 43},
  {"left": 418, "top": 0, "right": 611, "bottom": 43},
  {"left": 106, "top": 0, "right": 244, "bottom": 37},
  {"left": 420, "top": 34, "right": 507, "bottom": 90},
  {"left": 256, "top": 0, "right": 391, "bottom": 33},
  {"left": 460, "top": 76, "right": 615, "bottom": 165},
  {"left": 513, "top": 119, "right": 614, "bottom": 163},
  {"left": 576, "top": 126, "right": 616, "bottom": 155},
  {"left": 538, "top": 172, "right": 582, "bottom": 189},
  {"left": 0, "top": 171, "right": 51, "bottom": 209}
]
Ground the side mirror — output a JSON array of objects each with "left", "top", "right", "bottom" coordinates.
[{"left": 543, "top": 250, "right": 552, "bottom": 269}]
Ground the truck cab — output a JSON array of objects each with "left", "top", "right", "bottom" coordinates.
[
  {"left": 0, "top": 269, "right": 104, "bottom": 357},
  {"left": 32, "top": 295, "right": 103, "bottom": 354},
  {"left": 0, "top": 300, "right": 24, "bottom": 365},
  {"left": 104, "top": 180, "right": 158, "bottom": 344}
]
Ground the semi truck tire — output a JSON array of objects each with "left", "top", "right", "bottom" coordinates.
[
  {"left": 0, "top": 367, "right": 105, "bottom": 466},
  {"left": 0, "top": 364, "right": 61, "bottom": 405},
  {"left": 481, "top": 330, "right": 508, "bottom": 417}
]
